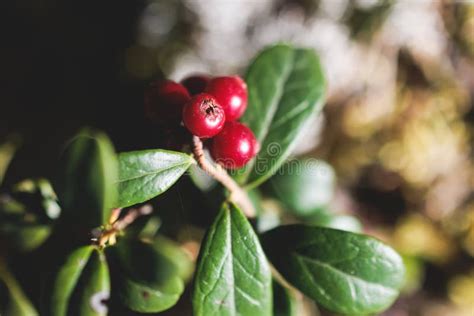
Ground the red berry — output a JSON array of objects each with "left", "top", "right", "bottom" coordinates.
[
  {"left": 181, "top": 74, "right": 210, "bottom": 95},
  {"left": 144, "top": 80, "right": 190, "bottom": 124},
  {"left": 205, "top": 76, "right": 248, "bottom": 121},
  {"left": 210, "top": 121, "right": 259, "bottom": 169},
  {"left": 182, "top": 93, "right": 226, "bottom": 138}
]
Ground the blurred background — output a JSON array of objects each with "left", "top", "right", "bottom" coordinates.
[{"left": 1, "top": 0, "right": 474, "bottom": 315}]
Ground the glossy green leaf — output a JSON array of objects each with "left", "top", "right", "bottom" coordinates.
[
  {"left": 117, "top": 149, "right": 194, "bottom": 208},
  {"left": 112, "top": 237, "right": 187, "bottom": 313},
  {"left": 57, "top": 128, "right": 118, "bottom": 226},
  {"left": 77, "top": 250, "right": 110, "bottom": 316},
  {"left": 118, "top": 274, "right": 184, "bottom": 313},
  {"left": 193, "top": 202, "right": 272, "bottom": 316},
  {"left": 261, "top": 225, "right": 405, "bottom": 315},
  {"left": 266, "top": 159, "right": 335, "bottom": 216},
  {"left": 113, "top": 238, "right": 180, "bottom": 287},
  {"left": 0, "top": 259, "right": 38, "bottom": 316},
  {"left": 236, "top": 44, "right": 326, "bottom": 188},
  {"left": 153, "top": 236, "right": 194, "bottom": 282},
  {"left": 50, "top": 246, "right": 94, "bottom": 316}
]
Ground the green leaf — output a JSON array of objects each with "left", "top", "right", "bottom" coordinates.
[
  {"left": 236, "top": 44, "right": 326, "bottom": 188},
  {"left": 117, "top": 149, "right": 194, "bottom": 208},
  {"left": 192, "top": 202, "right": 272, "bottom": 316},
  {"left": 265, "top": 159, "right": 335, "bottom": 217},
  {"left": 113, "top": 238, "right": 181, "bottom": 287},
  {"left": 77, "top": 250, "right": 110, "bottom": 316},
  {"left": 50, "top": 246, "right": 94, "bottom": 316},
  {"left": 57, "top": 128, "right": 118, "bottom": 226},
  {"left": 0, "top": 259, "right": 38, "bottom": 316},
  {"left": 118, "top": 274, "right": 184, "bottom": 313},
  {"left": 261, "top": 225, "right": 405, "bottom": 315},
  {"left": 112, "top": 237, "right": 187, "bottom": 313},
  {"left": 153, "top": 236, "right": 194, "bottom": 282},
  {"left": 273, "top": 281, "right": 298, "bottom": 316}
]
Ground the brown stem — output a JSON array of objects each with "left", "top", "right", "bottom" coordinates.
[
  {"left": 192, "top": 136, "right": 255, "bottom": 218},
  {"left": 114, "top": 204, "right": 152, "bottom": 231},
  {"left": 108, "top": 208, "right": 122, "bottom": 225},
  {"left": 97, "top": 204, "right": 153, "bottom": 247}
]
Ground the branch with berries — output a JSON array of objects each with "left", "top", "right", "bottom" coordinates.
[{"left": 145, "top": 75, "right": 259, "bottom": 218}]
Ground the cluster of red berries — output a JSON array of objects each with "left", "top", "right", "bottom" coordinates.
[{"left": 144, "top": 75, "right": 259, "bottom": 169}]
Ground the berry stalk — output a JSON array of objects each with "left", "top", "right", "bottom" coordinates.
[{"left": 191, "top": 136, "right": 255, "bottom": 217}]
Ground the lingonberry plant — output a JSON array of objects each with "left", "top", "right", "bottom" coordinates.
[{"left": 0, "top": 44, "right": 404, "bottom": 316}]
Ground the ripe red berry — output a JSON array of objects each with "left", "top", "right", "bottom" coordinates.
[
  {"left": 205, "top": 76, "right": 248, "bottom": 121},
  {"left": 210, "top": 121, "right": 259, "bottom": 169},
  {"left": 181, "top": 74, "right": 210, "bottom": 95},
  {"left": 182, "top": 93, "right": 226, "bottom": 138},
  {"left": 144, "top": 80, "right": 190, "bottom": 124}
]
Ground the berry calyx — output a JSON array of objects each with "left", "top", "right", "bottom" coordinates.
[
  {"left": 181, "top": 74, "right": 210, "bottom": 95},
  {"left": 144, "top": 80, "right": 190, "bottom": 124},
  {"left": 210, "top": 121, "right": 259, "bottom": 169},
  {"left": 205, "top": 76, "right": 248, "bottom": 121},
  {"left": 182, "top": 93, "right": 226, "bottom": 138}
]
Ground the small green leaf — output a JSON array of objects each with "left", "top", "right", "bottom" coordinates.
[
  {"left": 111, "top": 237, "right": 187, "bottom": 313},
  {"left": 261, "top": 225, "right": 405, "bottom": 315},
  {"left": 117, "top": 149, "right": 194, "bottom": 208},
  {"left": 265, "top": 159, "right": 335, "bottom": 217},
  {"left": 236, "top": 44, "right": 326, "bottom": 188},
  {"left": 77, "top": 250, "right": 110, "bottom": 316},
  {"left": 57, "top": 128, "right": 118, "bottom": 226},
  {"left": 113, "top": 238, "right": 180, "bottom": 287},
  {"left": 153, "top": 236, "right": 194, "bottom": 282},
  {"left": 273, "top": 280, "right": 298, "bottom": 316},
  {"left": 0, "top": 259, "right": 38, "bottom": 316},
  {"left": 192, "top": 202, "right": 272, "bottom": 316},
  {"left": 118, "top": 274, "right": 184, "bottom": 313},
  {"left": 50, "top": 246, "right": 94, "bottom": 316}
]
